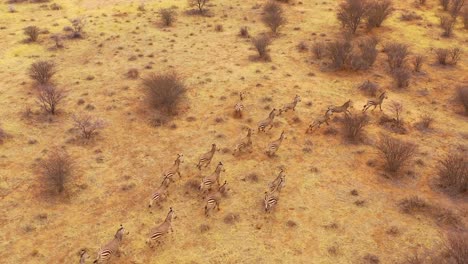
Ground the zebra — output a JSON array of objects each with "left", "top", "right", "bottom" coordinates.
[
  {"left": 269, "top": 169, "right": 286, "bottom": 192},
  {"left": 363, "top": 92, "right": 388, "bottom": 112},
  {"left": 264, "top": 191, "right": 279, "bottom": 213},
  {"left": 199, "top": 162, "right": 225, "bottom": 193},
  {"left": 196, "top": 144, "right": 217, "bottom": 170},
  {"left": 266, "top": 131, "right": 285, "bottom": 157},
  {"left": 234, "top": 92, "right": 245, "bottom": 118},
  {"left": 306, "top": 108, "right": 333, "bottom": 134},
  {"left": 79, "top": 249, "right": 89, "bottom": 264},
  {"left": 279, "top": 95, "right": 301, "bottom": 115},
  {"left": 163, "top": 154, "right": 183, "bottom": 183},
  {"left": 258, "top": 109, "right": 277, "bottom": 132},
  {"left": 146, "top": 207, "right": 176, "bottom": 248},
  {"left": 329, "top": 99, "right": 352, "bottom": 115},
  {"left": 204, "top": 181, "right": 229, "bottom": 217},
  {"left": 148, "top": 178, "right": 170, "bottom": 208},
  {"left": 94, "top": 225, "right": 128, "bottom": 263},
  {"left": 233, "top": 128, "right": 253, "bottom": 155}
]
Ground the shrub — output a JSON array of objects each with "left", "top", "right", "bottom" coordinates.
[
  {"left": 127, "top": 68, "right": 139, "bottom": 79},
  {"left": 252, "top": 35, "right": 272, "bottom": 61},
  {"left": 390, "top": 101, "right": 404, "bottom": 127},
  {"left": 399, "top": 196, "right": 429, "bottom": 214},
  {"left": 326, "top": 39, "right": 352, "bottom": 69},
  {"left": 36, "top": 85, "right": 66, "bottom": 115},
  {"left": 341, "top": 113, "right": 369, "bottom": 143},
  {"left": 450, "top": 0, "right": 466, "bottom": 18},
  {"left": 51, "top": 34, "right": 64, "bottom": 49},
  {"left": 366, "top": 0, "right": 393, "bottom": 29},
  {"left": 435, "top": 47, "right": 462, "bottom": 65},
  {"left": 376, "top": 135, "right": 417, "bottom": 175},
  {"left": 262, "top": 1, "right": 287, "bottom": 33},
  {"left": 358, "top": 80, "right": 379, "bottom": 96},
  {"left": 24, "top": 26, "right": 40, "bottom": 42},
  {"left": 440, "top": 15, "right": 455, "bottom": 37},
  {"left": 384, "top": 42, "right": 409, "bottom": 70},
  {"left": 69, "top": 17, "right": 85, "bottom": 38},
  {"left": 297, "top": 41, "right": 308, "bottom": 52},
  {"left": 142, "top": 72, "right": 186, "bottom": 115},
  {"left": 448, "top": 47, "right": 462, "bottom": 65},
  {"left": 415, "top": 114, "right": 434, "bottom": 130},
  {"left": 444, "top": 232, "right": 468, "bottom": 264},
  {"left": 239, "top": 26, "right": 249, "bottom": 37},
  {"left": 392, "top": 67, "right": 411, "bottom": 89},
  {"left": 312, "top": 41, "right": 326, "bottom": 59},
  {"left": 337, "top": 0, "right": 369, "bottom": 34},
  {"left": 438, "top": 153, "right": 467, "bottom": 194},
  {"left": 188, "top": 0, "right": 209, "bottom": 13},
  {"left": 440, "top": 0, "right": 450, "bottom": 11},
  {"left": 352, "top": 36, "right": 378, "bottom": 69},
  {"left": 215, "top": 24, "right": 224, "bottom": 32},
  {"left": 463, "top": 8, "right": 468, "bottom": 29},
  {"left": 28, "top": 61, "right": 57, "bottom": 85},
  {"left": 412, "top": 54, "right": 424, "bottom": 72},
  {"left": 72, "top": 114, "right": 106, "bottom": 140},
  {"left": 159, "top": 8, "right": 176, "bottom": 26},
  {"left": 39, "top": 148, "right": 73, "bottom": 194},
  {"left": 457, "top": 86, "right": 468, "bottom": 115}
]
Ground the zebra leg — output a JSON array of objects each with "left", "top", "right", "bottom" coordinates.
[{"left": 379, "top": 104, "right": 383, "bottom": 111}]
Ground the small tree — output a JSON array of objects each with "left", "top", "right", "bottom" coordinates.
[
  {"left": 366, "top": 0, "right": 393, "bottom": 29},
  {"left": 440, "top": 15, "right": 456, "bottom": 37},
  {"left": 376, "top": 135, "right": 417, "bottom": 176},
  {"left": 384, "top": 42, "right": 409, "bottom": 70},
  {"left": 188, "top": 0, "right": 209, "bottom": 13},
  {"left": 28, "top": 61, "right": 57, "bottom": 85},
  {"left": 39, "top": 148, "right": 73, "bottom": 194},
  {"left": 252, "top": 35, "right": 272, "bottom": 61},
  {"left": 24, "top": 26, "right": 40, "bottom": 42},
  {"left": 159, "top": 8, "right": 176, "bottom": 26},
  {"left": 438, "top": 153, "right": 467, "bottom": 194},
  {"left": 72, "top": 114, "right": 106, "bottom": 140},
  {"left": 456, "top": 86, "right": 468, "bottom": 115},
  {"left": 337, "top": 0, "right": 369, "bottom": 34},
  {"left": 262, "top": 1, "right": 287, "bottom": 34},
  {"left": 36, "top": 85, "right": 66, "bottom": 115},
  {"left": 341, "top": 113, "right": 369, "bottom": 143},
  {"left": 142, "top": 72, "right": 186, "bottom": 115}
]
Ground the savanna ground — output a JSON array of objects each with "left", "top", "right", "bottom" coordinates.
[{"left": 0, "top": 0, "right": 467, "bottom": 263}]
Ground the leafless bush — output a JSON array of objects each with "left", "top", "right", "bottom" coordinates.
[
  {"left": 72, "top": 114, "right": 106, "bottom": 140},
  {"left": 366, "top": 0, "right": 393, "bottom": 29},
  {"left": 50, "top": 34, "right": 64, "bottom": 49},
  {"left": 412, "top": 54, "right": 424, "bottom": 72},
  {"left": 440, "top": 0, "right": 451, "bottom": 11},
  {"left": 341, "top": 113, "right": 369, "bottom": 143},
  {"left": 69, "top": 17, "right": 85, "bottom": 38},
  {"left": 36, "top": 85, "right": 66, "bottom": 115},
  {"left": 358, "top": 80, "right": 379, "bottom": 96},
  {"left": 39, "top": 148, "right": 73, "bottom": 194},
  {"left": 337, "top": 0, "right": 369, "bottom": 34},
  {"left": 390, "top": 101, "right": 404, "bottom": 126},
  {"left": 159, "top": 8, "right": 176, "bottom": 26},
  {"left": 188, "top": 0, "right": 209, "bottom": 13},
  {"left": 438, "top": 153, "right": 467, "bottom": 194},
  {"left": 376, "top": 135, "right": 417, "bottom": 175},
  {"left": 312, "top": 41, "right": 326, "bottom": 59},
  {"left": 28, "top": 61, "right": 57, "bottom": 85},
  {"left": 444, "top": 232, "right": 468, "bottom": 264},
  {"left": 350, "top": 36, "right": 378, "bottom": 70},
  {"left": 252, "top": 35, "right": 272, "bottom": 61},
  {"left": 448, "top": 47, "right": 462, "bottom": 65},
  {"left": 326, "top": 39, "right": 352, "bottom": 69},
  {"left": 24, "top": 26, "right": 40, "bottom": 42},
  {"left": 392, "top": 67, "right": 411, "bottom": 89},
  {"left": 262, "top": 1, "right": 287, "bottom": 33},
  {"left": 142, "top": 72, "right": 186, "bottom": 115},
  {"left": 450, "top": 0, "right": 466, "bottom": 18},
  {"left": 435, "top": 47, "right": 462, "bottom": 65},
  {"left": 415, "top": 114, "right": 434, "bottom": 131},
  {"left": 384, "top": 42, "right": 409, "bottom": 70},
  {"left": 239, "top": 26, "right": 249, "bottom": 37},
  {"left": 440, "top": 15, "right": 456, "bottom": 37},
  {"left": 399, "top": 196, "right": 429, "bottom": 214},
  {"left": 457, "top": 86, "right": 468, "bottom": 115}
]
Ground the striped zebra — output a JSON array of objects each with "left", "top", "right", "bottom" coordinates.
[
  {"left": 93, "top": 225, "right": 128, "bottom": 263},
  {"left": 79, "top": 249, "right": 89, "bottom": 264},
  {"left": 362, "top": 92, "right": 388, "bottom": 112},
  {"left": 264, "top": 191, "right": 279, "bottom": 213},
  {"left": 199, "top": 162, "right": 225, "bottom": 193},
  {"left": 269, "top": 169, "right": 286, "bottom": 193},
  {"left": 196, "top": 144, "right": 217, "bottom": 170},
  {"left": 163, "top": 154, "right": 183, "bottom": 183},
  {"left": 279, "top": 95, "right": 301, "bottom": 115},
  {"left": 204, "top": 181, "right": 229, "bottom": 217},
  {"left": 146, "top": 207, "right": 176, "bottom": 248},
  {"left": 233, "top": 128, "right": 253, "bottom": 155},
  {"left": 306, "top": 108, "right": 333, "bottom": 134},
  {"left": 266, "top": 131, "right": 285, "bottom": 157},
  {"left": 234, "top": 92, "right": 245, "bottom": 118},
  {"left": 148, "top": 178, "right": 170, "bottom": 208},
  {"left": 258, "top": 109, "right": 277, "bottom": 132},
  {"left": 329, "top": 99, "right": 352, "bottom": 115}
]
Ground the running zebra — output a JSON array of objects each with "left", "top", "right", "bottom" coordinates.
[
  {"left": 269, "top": 169, "right": 286, "bottom": 192},
  {"left": 196, "top": 144, "right": 217, "bottom": 170},
  {"left": 199, "top": 162, "right": 225, "bottom": 193},
  {"left": 233, "top": 128, "right": 253, "bottom": 155},
  {"left": 279, "top": 95, "right": 301, "bottom": 115},
  {"left": 94, "top": 225, "right": 128, "bottom": 263},
  {"left": 146, "top": 207, "right": 176, "bottom": 248},
  {"left": 258, "top": 109, "right": 277, "bottom": 132},
  {"left": 148, "top": 178, "right": 170, "bottom": 208},
  {"left": 306, "top": 108, "right": 333, "bottom": 134},
  {"left": 204, "top": 181, "right": 229, "bottom": 217},
  {"left": 163, "top": 154, "right": 183, "bottom": 183},
  {"left": 362, "top": 92, "right": 388, "bottom": 112},
  {"left": 329, "top": 99, "right": 352, "bottom": 115},
  {"left": 234, "top": 92, "right": 245, "bottom": 118},
  {"left": 264, "top": 191, "right": 279, "bottom": 213},
  {"left": 266, "top": 131, "right": 285, "bottom": 157}
]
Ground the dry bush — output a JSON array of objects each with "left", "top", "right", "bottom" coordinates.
[
  {"left": 444, "top": 232, "right": 468, "bottom": 264},
  {"left": 399, "top": 196, "right": 429, "bottom": 214},
  {"left": 252, "top": 35, "right": 272, "bottom": 61},
  {"left": 215, "top": 24, "right": 224, "bottom": 32},
  {"left": 326, "top": 39, "right": 352, "bottom": 69},
  {"left": 440, "top": 15, "right": 456, "bottom": 37},
  {"left": 312, "top": 41, "right": 326, "bottom": 59},
  {"left": 29, "top": 60, "right": 56, "bottom": 85},
  {"left": 400, "top": 12, "right": 422, "bottom": 21},
  {"left": 337, "top": 0, "right": 369, "bottom": 34},
  {"left": 390, "top": 101, "right": 404, "bottom": 126},
  {"left": 358, "top": 80, "right": 379, "bottom": 96},
  {"left": 412, "top": 54, "right": 424, "bottom": 72},
  {"left": 159, "top": 8, "right": 176, "bottom": 26},
  {"left": 262, "top": 1, "right": 287, "bottom": 33},
  {"left": 39, "top": 148, "right": 73, "bottom": 194},
  {"left": 450, "top": 0, "right": 466, "bottom": 18},
  {"left": 72, "top": 114, "right": 106, "bottom": 140},
  {"left": 392, "top": 67, "right": 411, "bottom": 89},
  {"left": 435, "top": 47, "right": 462, "bottom": 65},
  {"left": 456, "top": 86, "right": 468, "bottom": 115},
  {"left": 463, "top": 8, "right": 468, "bottom": 28},
  {"left": 435, "top": 48, "right": 449, "bottom": 64},
  {"left": 239, "top": 26, "right": 249, "bottom": 37},
  {"left": 440, "top": 0, "right": 451, "bottom": 11},
  {"left": 341, "top": 113, "right": 369, "bottom": 143},
  {"left": 126, "top": 68, "right": 139, "bottom": 79},
  {"left": 448, "top": 47, "right": 462, "bottom": 65},
  {"left": 350, "top": 36, "right": 378, "bottom": 70},
  {"left": 50, "top": 34, "right": 64, "bottom": 49},
  {"left": 297, "top": 41, "right": 308, "bottom": 52},
  {"left": 415, "top": 114, "right": 434, "bottom": 131},
  {"left": 24, "top": 26, "right": 40, "bottom": 42},
  {"left": 376, "top": 135, "right": 417, "bottom": 175},
  {"left": 384, "top": 42, "right": 409, "bottom": 70},
  {"left": 366, "top": 0, "right": 393, "bottom": 29},
  {"left": 142, "top": 72, "right": 186, "bottom": 115},
  {"left": 188, "top": 0, "right": 209, "bottom": 13},
  {"left": 438, "top": 153, "right": 467, "bottom": 194},
  {"left": 36, "top": 85, "right": 66, "bottom": 115},
  {"left": 69, "top": 17, "right": 85, "bottom": 38}
]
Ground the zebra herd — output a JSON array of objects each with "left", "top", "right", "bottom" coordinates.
[{"left": 87, "top": 91, "right": 389, "bottom": 263}]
